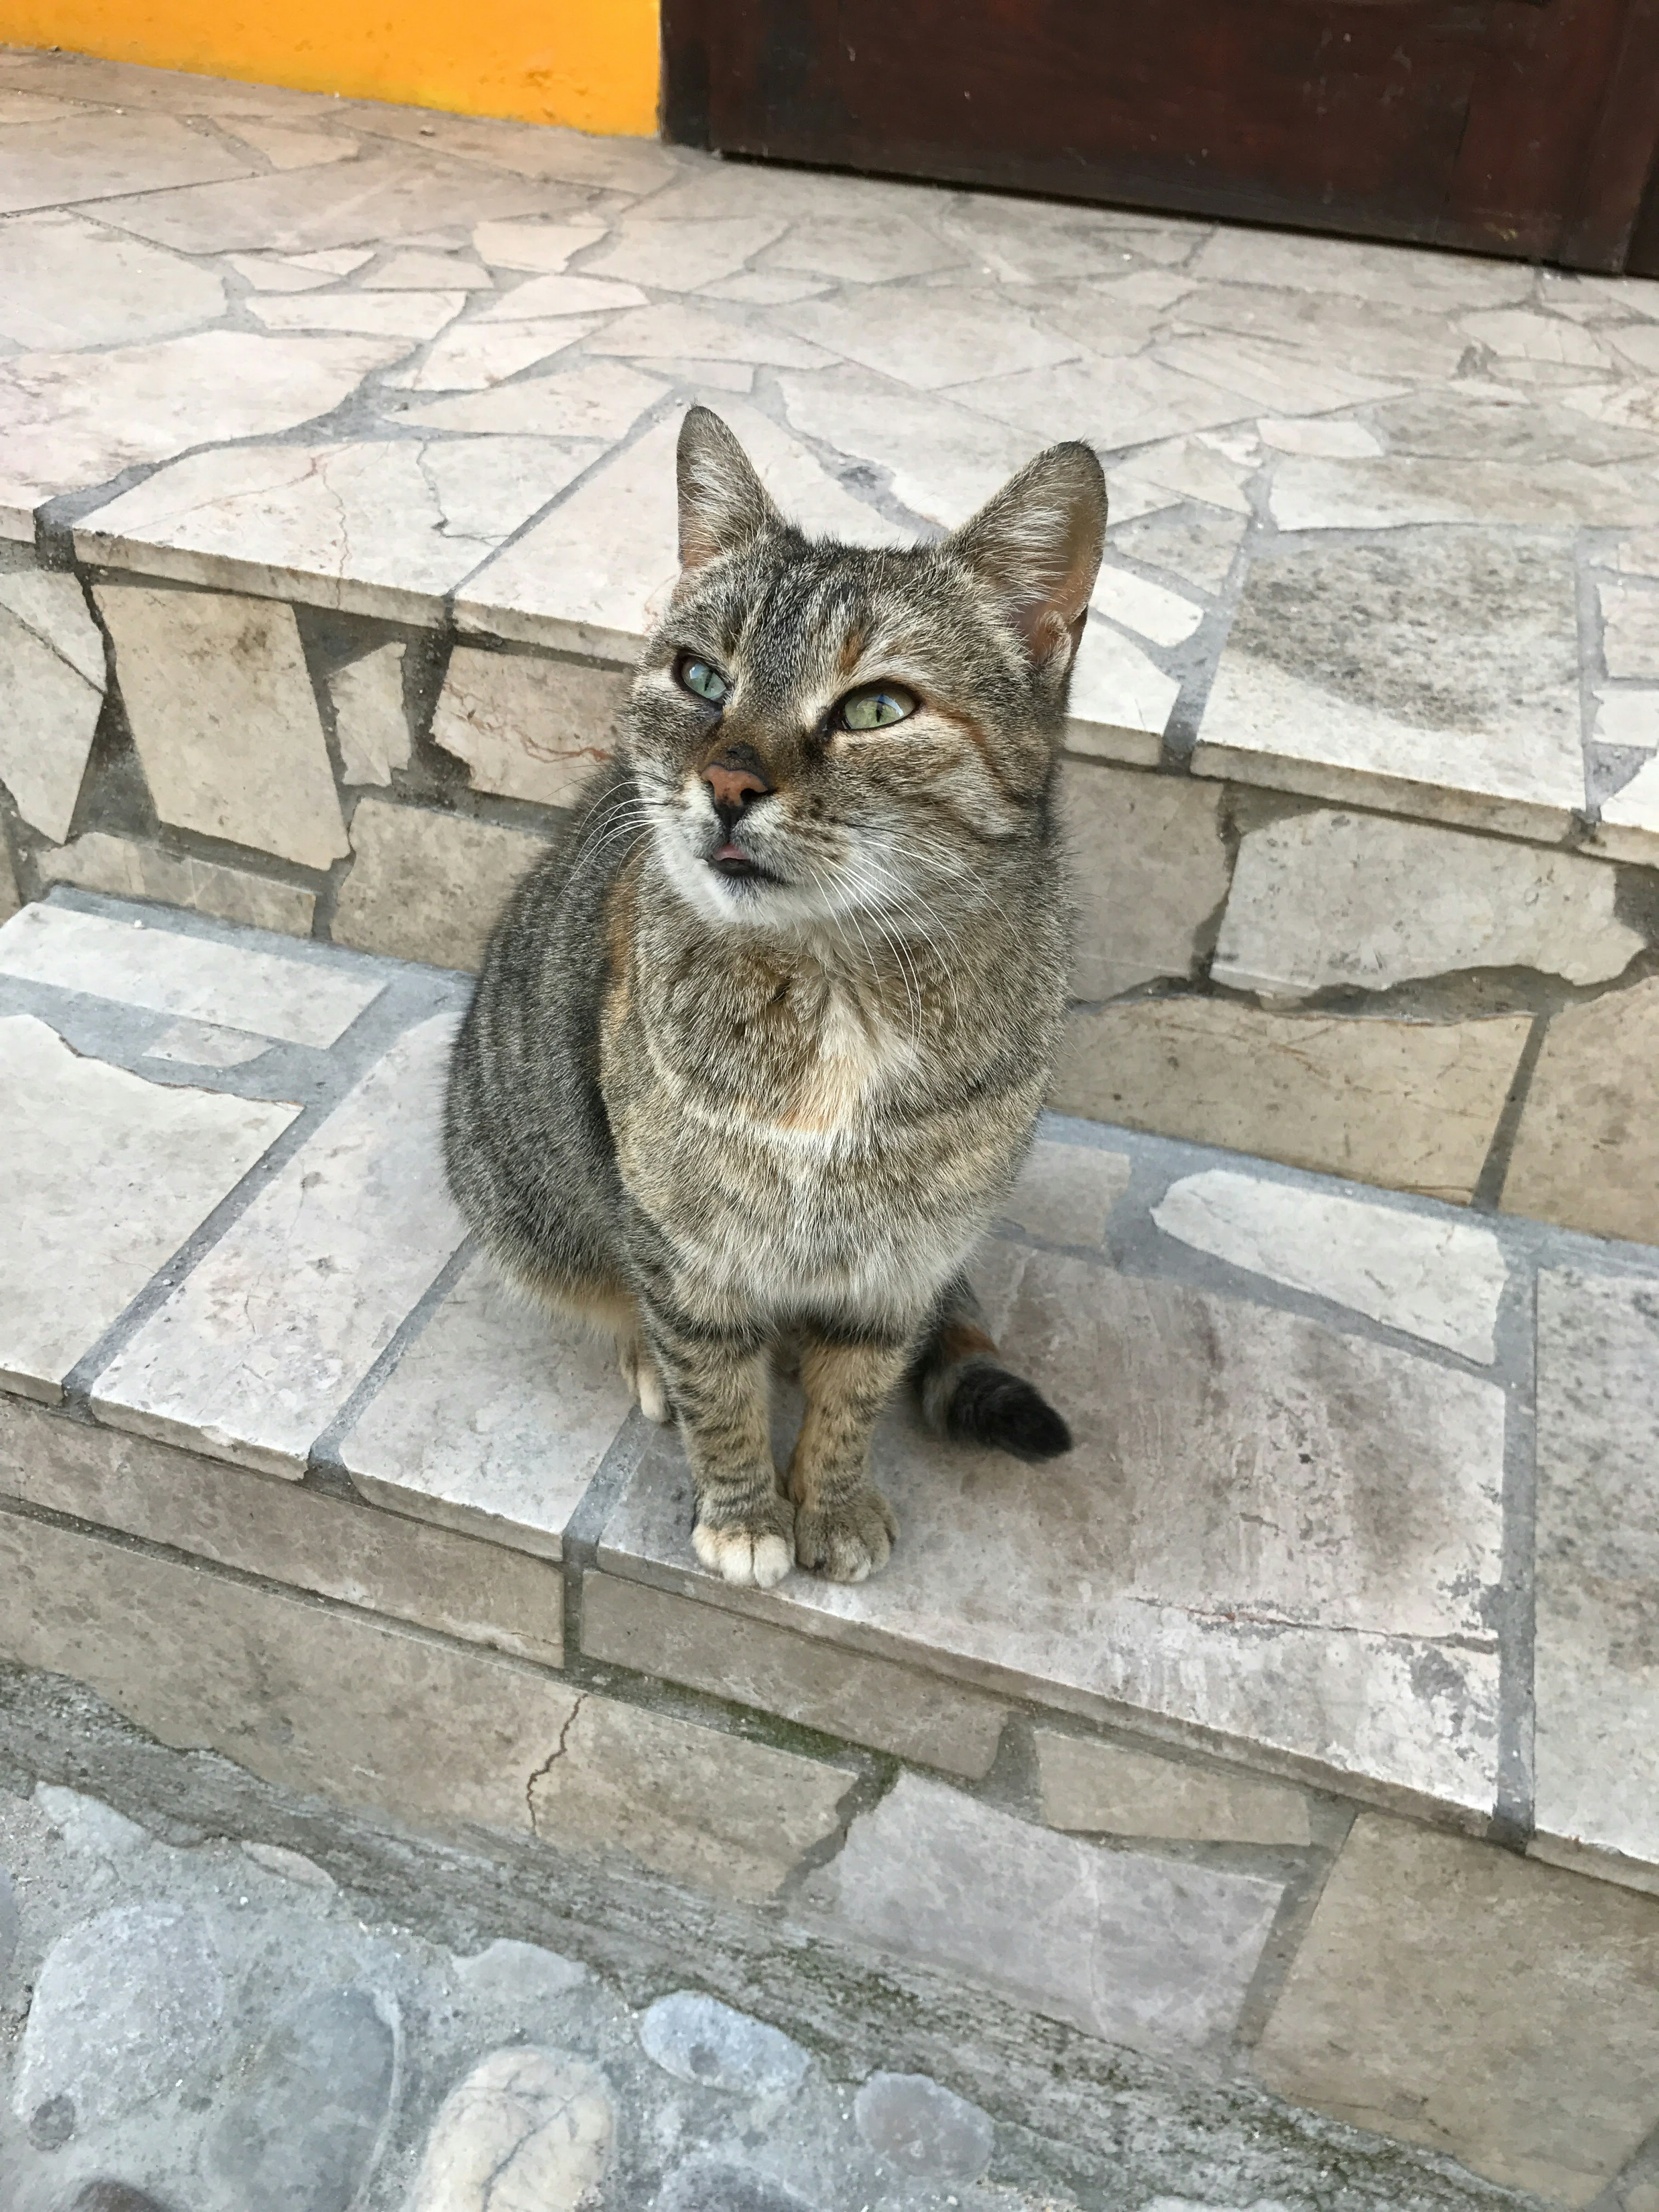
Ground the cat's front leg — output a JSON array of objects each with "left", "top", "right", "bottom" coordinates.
[
  {"left": 647, "top": 1316, "right": 795, "bottom": 1588},
  {"left": 788, "top": 1338, "right": 906, "bottom": 1583}
]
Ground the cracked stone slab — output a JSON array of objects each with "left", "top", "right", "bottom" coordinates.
[
  {"left": 394, "top": 356, "right": 669, "bottom": 447},
  {"left": 327, "top": 642, "right": 410, "bottom": 787},
  {"left": 1153, "top": 1170, "right": 1509, "bottom": 1362},
  {"left": 337, "top": 1252, "right": 633, "bottom": 1560},
  {"left": 91, "top": 1013, "right": 467, "bottom": 1477},
  {"left": 800, "top": 1773, "right": 1283, "bottom": 2064},
  {"left": 1035, "top": 1731, "right": 1313, "bottom": 1845},
  {"left": 382, "top": 312, "right": 600, "bottom": 393},
  {"left": 1060, "top": 762, "right": 1230, "bottom": 998},
  {"left": 95, "top": 582, "right": 349, "bottom": 868},
  {"left": 431, "top": 645, "right": 626, "bottom": 807},
  {"left": 0, "top": 901, "right": 375, "bottom": 1041},
  {"left": 1193, "top": 532, "right": 1586, "bottom": 841},
  {"left": 1532, "top": 1271, "right": 1659, "bottom": 1880},
  {"left": 0, "top": 569, "right": 105, "bottom": 840},
  {"left": 37, "top": 834, "right": 316, "bottom": 936},
  {"left": 330, "top": 798, "right": 550, "bottom": 971},
  {"left": 601, "top": 1239, "right": 1507, "bottom": 1815},
  {"left": 1501, "top": 975, "right": 1659, "bottom": 1243},
  {"left": 1213, "top": 810, "right": 1643, "bottom": 995},
  {"left": 0, "top": 1011, "right": 296, "bottom": 1400}
]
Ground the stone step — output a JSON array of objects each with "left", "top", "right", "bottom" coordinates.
[
  {"left": 3, "top": 889, "right": 1658, "bottom": 2206},
  {"left": 2, "top": 51, "right": 1659, "bottom": 1238}
]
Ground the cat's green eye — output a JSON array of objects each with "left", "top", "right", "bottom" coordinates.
[
  {"left": 678, "top": 656, "right": 729, "bottom": 704},
  {"left": 839, "top": 683, "right": 918, "bottom": 732}
]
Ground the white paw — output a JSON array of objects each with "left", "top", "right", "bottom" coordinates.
[
  {"left": 693, "top": 1522, "right": 794, "bottom": 1589},
  {"left": 637, "top": 1364, "right": 672, "bottom": 1426}
]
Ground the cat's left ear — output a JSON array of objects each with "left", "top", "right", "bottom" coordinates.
[
  {"left": 676, "top": 405, "right": 785, "bottom": 573},
  {"left": 947, "top": 442, "right": 1108, "bottom": 680}
]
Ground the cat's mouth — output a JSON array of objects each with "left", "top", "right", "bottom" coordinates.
[{"left": 710, "top": 842, "right": 777, "bottom": 883}]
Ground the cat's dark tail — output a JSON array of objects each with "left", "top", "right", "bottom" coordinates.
[{"left": 911, "top": 1272, "right": 1073, "bottom": 1462}]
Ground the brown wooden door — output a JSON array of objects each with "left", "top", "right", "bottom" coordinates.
[{"left": 663, "top": 0, "right": 1659, "bottom": 271}]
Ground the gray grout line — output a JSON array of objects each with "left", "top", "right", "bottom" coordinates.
[{"left": 306, "top": 1234, "right": 478, "bottom": 1490}]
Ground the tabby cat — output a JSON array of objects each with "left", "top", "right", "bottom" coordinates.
[{"left": 445, "top": 406, "right": 1107, "bottom": 1588}]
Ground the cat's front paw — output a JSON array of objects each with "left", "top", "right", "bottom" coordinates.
[
  {"left": 794, "top": 1488, "right": 897, "bottom": 1583},
  {"left": 693, "top": 1497, "right": 796, "bottom": 1589}
]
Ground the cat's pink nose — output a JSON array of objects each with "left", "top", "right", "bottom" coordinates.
[{"left": 704, "top": 761, "right": 770, "bottom": 811}]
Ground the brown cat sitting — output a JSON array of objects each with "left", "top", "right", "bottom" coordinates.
[{"left": 445, "top": 406, "right": 1107, "bottom": 1589}]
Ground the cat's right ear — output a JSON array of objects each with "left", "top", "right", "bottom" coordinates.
[
  {"left": 947, "top": 442, "right": 1108, "bottom": 681},
  {"left": 676, "top": 406, "right": 784, "bottom": 574}
]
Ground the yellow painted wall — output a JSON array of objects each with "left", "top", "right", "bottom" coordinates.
[{"left": 0, "top": 0, "right": 660, "bottom": 134}]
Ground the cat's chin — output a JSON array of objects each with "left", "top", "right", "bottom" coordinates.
[{"left": 655, "top": 828, "right": 827, "bottom": 932}]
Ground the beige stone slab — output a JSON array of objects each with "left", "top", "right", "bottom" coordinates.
[
  {"left": 601, "top": 1243, "right": 1507, "bottom": 1815},
  {"left": 382, "top": 315, "right": 598, "bottom": 393},
  {"left": 528, "top": 1691, "right": 853, "bottom": 1902},
  {"left": 774, "top": 285, "right": 1077, "bottom": 391},
  {"left": 0, "top": 109, "right": 254, "bottom": 213},
  {"left": 999, "top": 1137, "right": 1132, "bottom": 1247},
  {"left": 80, "top": 438, "right": 598, "bottom": 626},
  {"left": 92, "top": 1014, "right": 467, "bottom": 1478},
  {"left": 37, "top": 834, "right": 316, "bottom": 936},
  {"left": 1059, "top": 762, "right": 1229, "bottom": 1000},
  {"left": 432, "top": 646, "right": 624, "bottom": 808},
  {"left": 1502, "top": 977, "right": 1659, "bottom": 1243},
  {"left": 582, "top": 1571, "right": 1008, "bottom": 1780},
  {"left": 0, "top": 1013, "right": 297, "bottom": 1401},
  {"left": 0, "top": 210, "right": 224, "bottom": 349},
  {"left": 1035, "top": 1731, "right": 1313, "bottom": 1844},
  {"left": 471, "top": 217, "right": 607, "bottom": 272},
  {"left": 1534, "top": 1270, "right": 1659, "bottom": 1875},
  {"left": 0, "top": 558, "right": 105, "bottom": 685},
  {"left": 246, "top": 288, "right": 466, "bottom": 340},
  {"left": 475, "top": 271, "right": 647, "bottom": 321},
  {"left": 331, "top": 798, "right": 548, "bottom": 971},
  {"left": 94, "top": 583, "right": 347, "bottom": 868},
  {"left": 1091, "top": 565, "right": 1204, "bottom": 647},
  {"left": 0, "top": 586, "right": 104, "bottom": 840},
  {"left": 587, "top": 301, "right": 835, "bottom": 369},
  {"left": 1193, "top": 533, "right": 1585, "bottom": 843},
  {"left": 1252, "top": 1813, "right": 1659, "bottom": 2205},
  {"left": 1065, "top": 623, "right": 1178, "bottom": 763},
  {"left": 337, "top": 1254, "right": 632, "bottom": 1560},
  {"left": 397, "top": 359, "right": 669, "bottom": 449},
  {"left": 1213, "top": 810, "right": 1642, "bottom": 997},
  {"left": 0, "top": 1392, "right": 563, "bottom": 1666},
  {"left": 1153, "top": 1169, "right": 1508, "bottom": 1361},
  {"left": 0, "top": 1504, "right": 573, "bottom": 1842},
  {"left": 0, "top": 328, "right": 403, "bottom": 531},
  {"left": 0, "top": 900, "right": 378, "bottom": 1044},
  {"left": 1055, "top": 998, "right": 1530, "bottom": 1205},
  {"left": 328, "top": 643, "right": 409, "bottom": 787},
  {"left": 800, "top": 1773, "right": 1283, "bottom": 2063}
]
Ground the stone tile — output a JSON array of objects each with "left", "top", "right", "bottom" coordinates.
[
  {"left": 1035, "top": 1731, "right": 1313, "bottom": 1844},
  {"left": 362, "top": 247, "right": 493, "bottom": 289},
  {"left": 1188, "top": 227, "right": 1534, "bottom": 310},
  {"left": 246, "top": 287, "right": 467, "bottom": 340},
  {"left": 965, "top": 351, "right": 1246, "bottom": 455},
  {"left": 144, "top": 1019, "right": 270, "bottom": 1068},
  {"left": 777, "top": 365, "right": 1039, "bottom": 527},
  {"left": 1156, "top": 334, "right": 1405, "bottom": 417},
  {"left": 383, "top": 314, "right": 598, "bottom": 393},
  {"left": 775, "top": 285, "right": 1078, "bottom": 390},
  {"left": 397, "top": 358, "right": 669, "bottom": 448},
  {"left": 432, "top": 645, "right": 625, "bottom": 807},
  {"left": 0, "top": 572, "right": 105, "bottom": 839},
  {"left": 223, "top": 251, "right": 342, "bottom": 291},
  {"left": 1590, "top": 687, "right": 1659, "bottom": 751},
  {"left": 999, "top": 1136, "right": 1132, "bottom": 1246},
  {"left": 1533, "top": 1271, "right": 1659, "bottom": 1875},
  {"left": 1193, "top": 533, "right": 1586, "bottom": 842},
  {"left": 1065, "top": 622, "right": 1179, "bottom": 764},
  {"left": 0, "top": 1392, "right": 564, "bottom": 1666},
  {"left": 853, "top": 2072, "right": 993, "bottom": 2181},
  {"left": 407, "top": 2047, "right": 614, "bottom": 2212},
  {"left": 1055, "top": 998, "right": 1530, "bottom": 1205},
  {"left": 601, "top": 1242, "right": 1508, "bottom": 1814},
  {"left": 328, "top": 642, "right": 409, "bottom": 786},
  {"left": 475, "top": 271, "right": 648, "bottom": 320},
  {"left": 93, "top": 147, "right": 549, "bottom": 255},
  {"left": 0, "top": 211, "right": 224, "bottom": 348},
  {"left": 1269, "top": 453, "right": 1659, "bottom": 532},
  {"left": 0, "top": 1012, "right": 297, "bottom": 1401},
  {"left": 204, "top": 1983, "right": 397, "bottom": 2212},
  {"left": 1152, "top": 1170, "right": 1508, "bottom": 1361},
  {"left": 588, "top": 301, "right": 836, "bottom": 369},
  {"left": 1214, "top": 810, "right": 1641, "bottom": 997},
  {"left": 1252, "top": 1813, "right": 1659, "bottom": 2205},
  {"left": 0, "top": 1504, "right": 575, "bottom": 1840},
  {"left": 0, "top": 901, "right": 375, "bottom": 1042},
  {"left": 1595, "top": 745, "right": 1659, "bottom": 863},
  {"left": 93, "top": 582, "right": 348, "bottom": 869},
  {"left": 765, "top": 213, "right": 961, "bottom": 286},
  {"left": 933, "top": 194, "right": 1200, "bottom": 282},
  {"left": 1502, "top": 978, "right": 1659, "bottom": 1243},
  {"left": 1467, "top": 306, "right": 1615, "bottom": 369},
  {"left": 1600, "top": 578, "right": 1659, "bottom": 678},
  {"left": 1092, "top": 564, "right": 1204, "bottom": 646},
  {"left": 0, "top": 839, "right": 18, "bottom": 923},
  {"left": 471, "top": 217, "right": 607, "bottom": 271},
  {"left": 338, "top": 1254, "right": 632, "bottom": 1560},
  {"left": 580, "top": 1571, "right": 1008, "bottom": 1778},
  {"left": 37, "top": 833, "right": 316, "bottom": 935},
  {"left": 81, "top": 438, "right": 599, "bottom": 625},
  {"left": 92, "top": 1013, "right": 467, "bottom": 1477},
  {"left": 639, "top": 1992, "right": 808, "bottom": 2095},
  {"left": 703, "top": 271, "right": 834, "bottom": 307},
  {"left": 528, "top": 1693, "right": 854, "bottom": 1901},
  {"left": 346, "top": 105, "right": 680, "bottom": 192},
  {"left": 1060, "top": 763, "right": 1230, "bottom": 998},
  {"left": 1258, "top": 416, "right": 1382, "bottom": 458},
  {"left": 0, "top": 109, "right": 254, "bottom": 214},
  {"left": 1109, "top": 505, "right": 1247, "bottom": 596},
  {"left": 585, "top": 216, "right": 787, "bottom": 290},
  {"left": 330, "top": 798, "right": 549, "bottom": 970},
  {"left": 0, "top": 331, "right": 404, "bottom": 527},
  {"left": 1109, "top": 432, "right": 1255, "bottom": 521},
  {"left": 219, "top": 118, "right": 358, "bottom": 171},
  {"left": 800, "top": 1774, "right": 1282, "bottom": 2063}
]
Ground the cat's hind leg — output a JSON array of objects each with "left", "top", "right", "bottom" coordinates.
[{"left": 911, "top": 1271, "right": 1073, "bottom": 1460}]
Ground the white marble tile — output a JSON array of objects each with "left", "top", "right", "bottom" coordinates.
[
  {"left": 220, "top": 120, "right": 356, "bottom": 171},
  {"left": 289, "top": 247, "right": 376, "bottom": 274},
  {"left": 1214, "top": 810, "right": 1642, "bottom": 996},
  {"left": 475, "top": 271, "right": 647, "bottom": 321},
  {"left": 247, "top": 289, "right": 466, "bottom": 340},
  {"left": 1594, "top": 746, "right": 1659, "bottom": 863},
  {"left": 144, "top": 1019, "right": 270, "bottom": 1068},
  {"left": 1599, "top": 579, "right": 1659, "bottom": 679},
  {"left": 0, "top": 211, "right": 224, "bottom": 349},
  {"left": 79, "top": 438, "right": 598, "bottom": 625},
  {"left": 36, "top": 835, "right": 315, "bottom": 936},
  {"left": 395, "top": 358, "right": 668, "bottom": 445},
  {"left": 760, "top": 212, "right": 962, "bottom": 285},
  {"left": 92, "top": 1013, "right": 467, "bottom": 1477},
  {"left": 1108, "top": 432, "right": 1255, "bottom": 519},
  {"left": 775, "top": 285, "right": 1078, "bottom": 391},
  {"left": 701, "top": 396, "right": 908, "bottom": 544},
  {"left": 777, "top": 366, "right": 1038, "bottom": 527},
  {"left": 383, "top": 314, "right": 599, "bottom": 392},
  {"left": 470, "top": 217, "right": 608, "bottom": 272},
  {"left": 223, "top": 252, "right": 340, "bottom": 292},
  {"left": 1171, "top": 289, "right": 1465, "bottom": 389},
  {"left": 1154, "top": 334, "right": 1405, "bottom": 416},
  {"left": 361, "top": 249, "right": 493, "bottom": 290},
  {"left": 1606, "top": 324, "right": 1659, "bottom": 375},
  {"left": 328, "top": 642, "right": 409, "bottom": 787},
  {"left": 1590, "top": 690, "right": 1659, "bottom": 750},
  {"left": 702, "top": 270, "right": 833, "bottom": 308},
  {"left": 431, "top": 645, "right": 624, "bottom": 807},
  {"left": 344, "top": 105, "right": 680, "bottom": 193},
  {"left": 0, "top": 901, "right": 381, "bottom": 1044},
  {"left": 0, "top": 110, "right": 255, "bottom": 214},
  {"left": 1463, "top": 308, "right": 1613, "bottom": 369},
  {"left": 1189, "top": 227, "right": 1531, "bottom": 311},
  {"left": 1092, "top": 565, "right": 1204, "bottom": 646},
  {"left": 0, "top": 330, "right": 404, "bottom": 527},
  {"left": 338, "top": 1253, "right": 633, "bottom": 1557},
  {"left": 955, "top": 353, "right": 1245, "bottom": 452},
  {"left": 0, "top": 1013, "right": 297, "bottom": 1401},
  {"left": 936, "top": 194, "right": 1203, "bottom": 285},
  {"left": 585, "top": 216, "right": 787, "bottom": 291},
  {"left": 587, "top": 301, "right": 835, "bottom": 368},
  {"left": 94, "top": 583, "right": 350, "bottom": 868},
  {"left": 1258, "top": 416, "right": 1383, "bottom": 458},
  {"left": 0, "top": 567, "right": 105, "bottom": 839},
  {"left": 1153, "top": 1169, "right": 1509, "bottom": 1362},
  {"left": 1065, "top": 620, "right": 1180, "bottom": 763}
]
